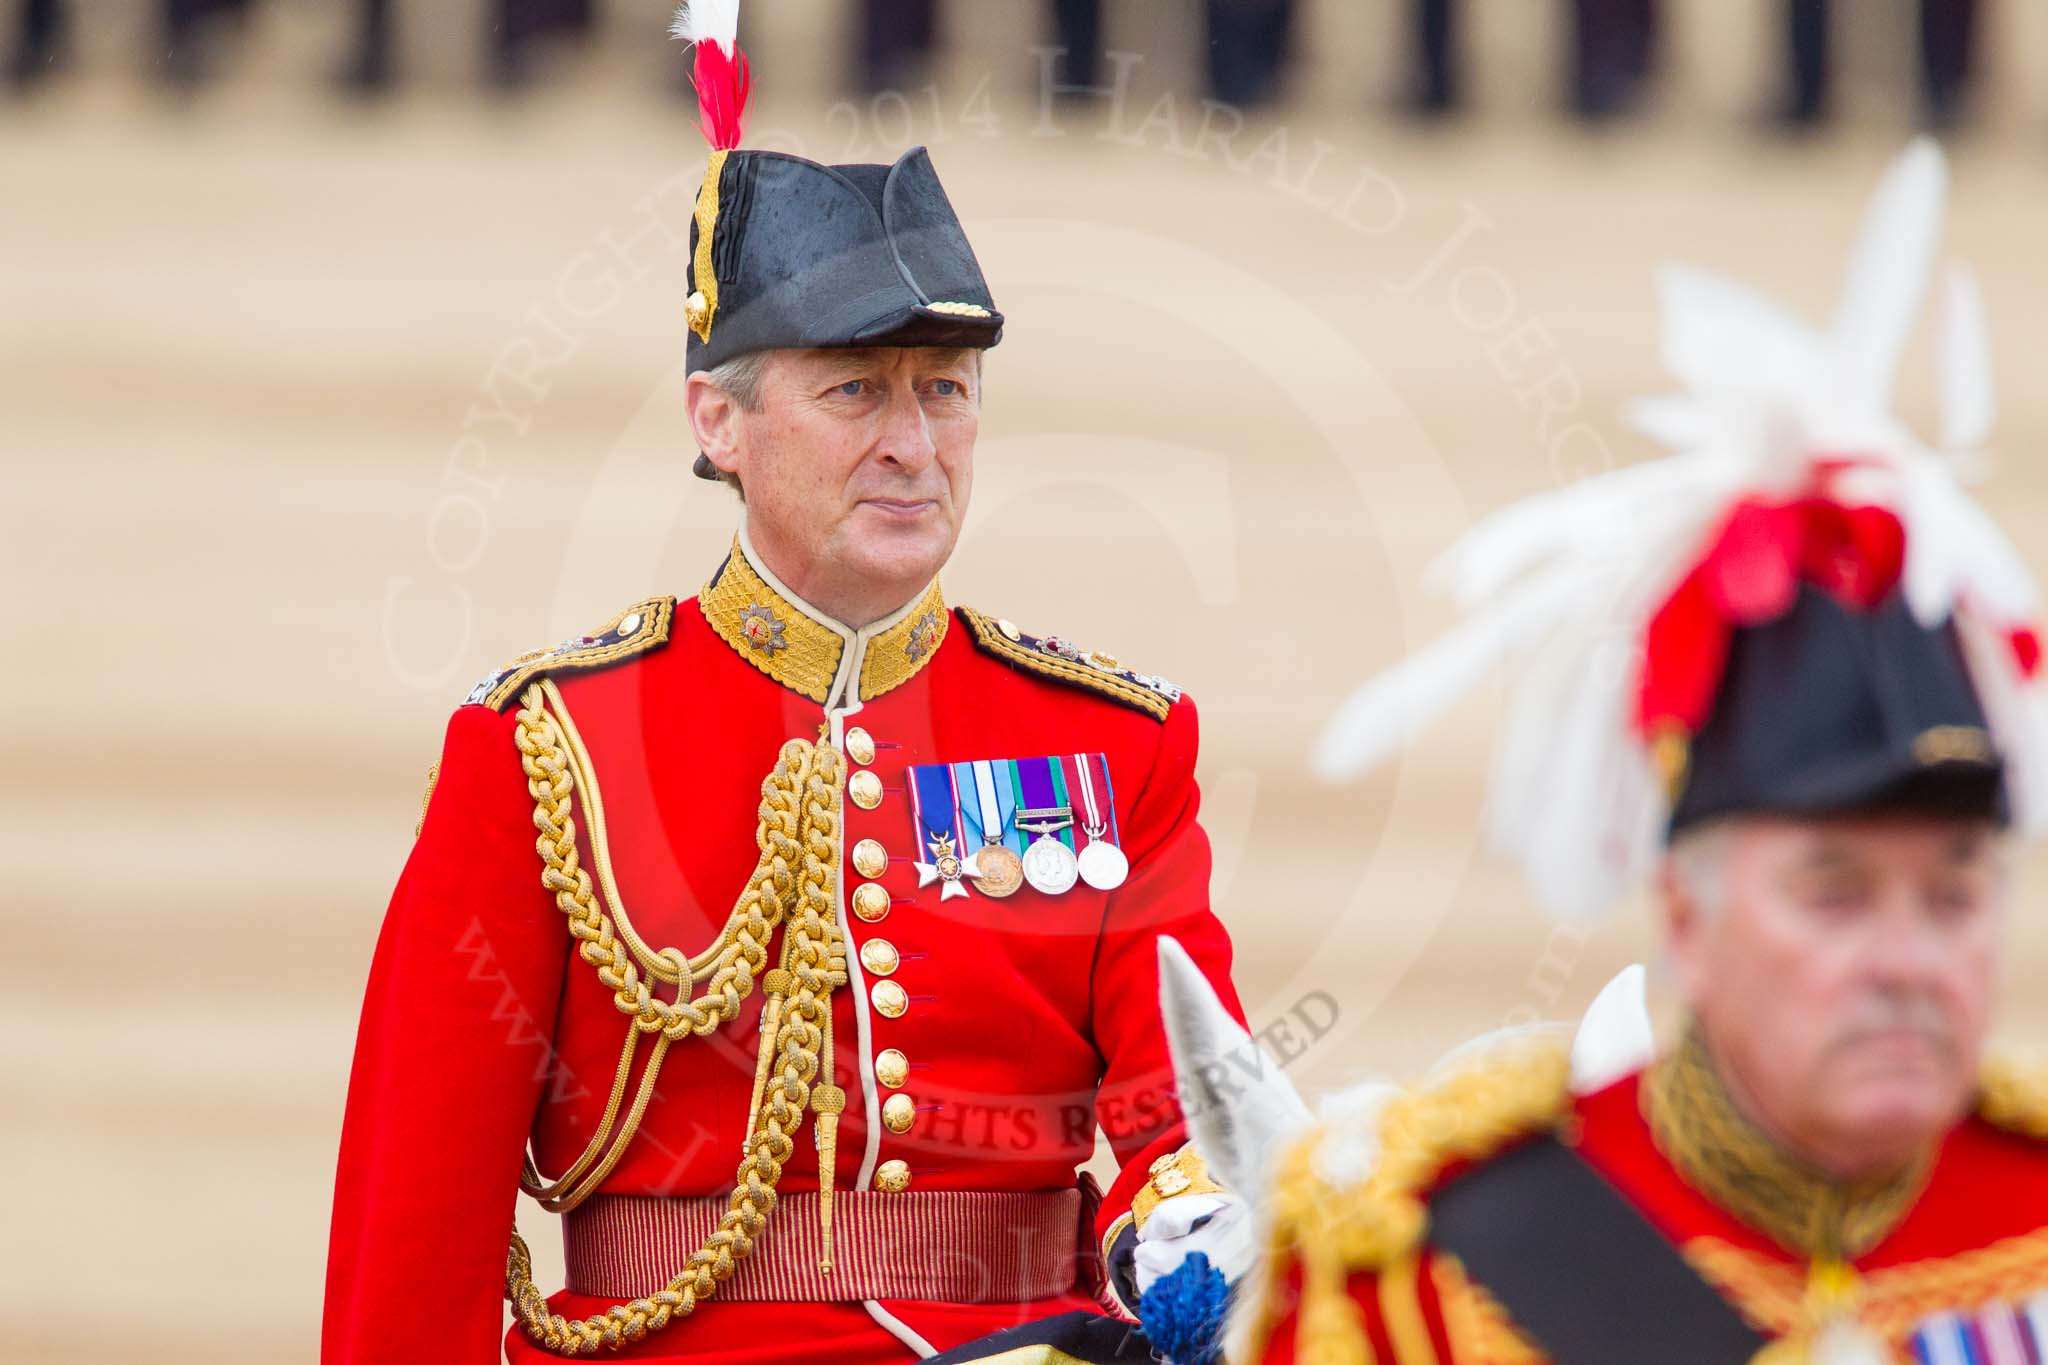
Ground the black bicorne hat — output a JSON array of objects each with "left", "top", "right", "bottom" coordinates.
[
  {"left": 686, "top": 146, "right": 1003, "bottom": 376},
  {"left": 684, "top": 147, "right": 1004, "bottom": 480},
  {"left": 1667, "top": 585, "right": 2006, "bottom": 833},
  {"left": 672, "top": 4, "right": 1002, "bottom": 479}
]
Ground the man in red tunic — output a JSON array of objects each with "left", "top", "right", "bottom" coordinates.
[
  {"left": 321, "top": 7, "right": 1244, "bottom": 1361},
  {"left": 1243, "top": 141, "right": 2048, "bottom": 1365}
]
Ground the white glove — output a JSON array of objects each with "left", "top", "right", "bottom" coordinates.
[{"left": 1132, "top": 1193, "right": 1255, "bottom": 1296}]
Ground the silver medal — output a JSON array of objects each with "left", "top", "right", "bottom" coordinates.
[
  {"left": 1077, "top": 838, "right": 1129, "bottom": 891},
  {"left": 1021, "top": 833, "right": 1080, "bottom": 895}
]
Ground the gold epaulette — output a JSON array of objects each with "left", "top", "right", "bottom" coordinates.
[
  {"left": 1980, "top": 1052, "right": 2048, "bottom": 1141},
  {"left": 466, "top": 596, "right": 676, "bottom": 712},
  {"left": 957, "top": 606, "right": 1180, "bottom": 722},
  {"left": 1238, "top": 1038, "right": 1573, "bottom": 1365}
]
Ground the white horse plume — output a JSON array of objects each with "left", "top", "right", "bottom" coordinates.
[
  {"left": 1310, "top": 138, "right": 2042, "bottom": 921},
  {"left": 1157, "top": 939, "right": 1656, "bottom": 1196}
]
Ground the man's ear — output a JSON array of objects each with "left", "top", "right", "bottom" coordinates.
[
  {"left": 1659, "top": 853, "right": 1707, "bottom": 1009},
  {"left": 686, "top": 372, "right": 744, "bottom": 479}
]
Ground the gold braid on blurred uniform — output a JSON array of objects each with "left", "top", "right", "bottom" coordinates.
[
  {"left": 502, "top": 679, "right": 849, "bottom": 1356},
  {"left": 1237, "top": 1038, "right": 1573, "bottom": 1365}
]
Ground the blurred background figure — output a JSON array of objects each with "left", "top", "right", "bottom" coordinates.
[
  {"left": 1206, "top": 0, "right": 1294, "bottom": 106},
  {"left": 858, "top": 0, "right": 940, "bottom": 94},
  {"left": 1406, "top": 0, "right": 1659, "bottom": 120},
  {"left": 6, "top": 0, "right": 259, "bottom": 91},
  {"left": 1406, "top": 0, "right": 1458, "bottom": 114},
  {"left": 338, "top": 0, "right": 393, "bottom": 92},
  {"left": 159, "top": 0, "right": 255, "bottom": 89},
  {"left": 5, "top": 0, "right": 65, "bottom": 89},
  {"left": 486, "top": 0, "right": 599, "bottom": 90},
  {"left": 1047, "top": 0, "right": 1102, "bottom": 96},
  {"left": 1567, "top": 0, "right": 1659, "bottom": 119},
  {"left": 337, "top": 0, "right": 602, "bottom": 94},
  {"left": 1781, "top": 0, "right": 1983, "bottom": 129}
]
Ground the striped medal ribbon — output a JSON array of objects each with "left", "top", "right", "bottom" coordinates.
[
  {"left": 1066, "top": 752, "right": 1128, "bottom": 891},
  {"left": 907, "top": 762, "right": 977, "bottom": 900}
]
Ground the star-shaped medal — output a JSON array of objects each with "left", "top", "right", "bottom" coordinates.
[{"left": 913, "top": 833, "right": 980, "bottom": 900}]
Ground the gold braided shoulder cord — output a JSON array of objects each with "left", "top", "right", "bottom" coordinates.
[{"left": 504, "top": 682, "right": 848, "bottom": 1356}]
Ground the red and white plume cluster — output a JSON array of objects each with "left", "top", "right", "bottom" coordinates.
[
  {"left": 1313, "top": 138, "right": 2048, "bottom": 921},
  {"left": 670, "top": 0, "right": 750, "bottom": 151}
]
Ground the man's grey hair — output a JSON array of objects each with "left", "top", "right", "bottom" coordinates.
[
  {"left": 703, "top": 352, "right": 773, "bottom": 415},
  {"left": 695, "top": 353, "right": 773, "bottom": 498},
  {"left": 1666, "top": 820, "right": 1732, "bottom": 918}
]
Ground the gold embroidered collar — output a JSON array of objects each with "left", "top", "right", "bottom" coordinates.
[
  {"left": 699, "top": 529, "right": 947, "bottom": 708},
  {"left": 1645, "top": 1027, "right": 1933, "bottom": 1262}
]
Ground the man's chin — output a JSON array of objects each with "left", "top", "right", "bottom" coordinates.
[
  {"left": 1809, "top": 1040, "right": 1966, "bottom": 1153},
  {"left": 1825, "top": 1077, "right": 1964, "bottom": 1160},
  {"left": 842, "top": 516, "right": 953, "bottom": 591}
]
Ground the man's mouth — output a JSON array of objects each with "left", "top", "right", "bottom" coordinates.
[{"left": 861, "top": 497, "right": 938, "bottom": 517}]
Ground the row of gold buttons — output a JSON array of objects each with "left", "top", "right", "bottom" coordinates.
[{"left": 844, "top": 725, "right": 915, "bottom": 1192}]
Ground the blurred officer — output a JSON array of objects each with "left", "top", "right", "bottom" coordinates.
[
  {"left": 1246, "top": 141, "right": 2048, "bottom": 1362},
  {"left": 322, "top": 5, "right": 1245, "bottom": 1362}
]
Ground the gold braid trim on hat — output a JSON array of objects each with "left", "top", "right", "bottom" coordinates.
[
  {"left": 503, "top": 679, "right": 848, "bottom": 1355},
  {"left": 686, "top": 149, "right": 729, "bottom": 343},
  {"left": 1235, "top": 1039, "right": 1572, "bottom": 1365}
]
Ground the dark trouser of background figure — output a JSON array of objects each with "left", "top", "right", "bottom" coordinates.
[
  {"left": 1207, "top": 0, "right": 1292, "bottom": 106},
  {"left": 859, "top": 0, "right": 939, "bottom": 94},
  {"left": 7, "top": 0, "right": 64, "bottom": 87},
  {"left": 1568, "top": 0, "right": 1658, "bottom": 118},
  {"left": 1783, "top": 0, "right": 1980, "bottom": 128}
]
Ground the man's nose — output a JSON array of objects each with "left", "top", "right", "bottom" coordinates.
[
  {"left": 875, "top": 384, "right": 937, "bottom": 470},
  {"left": 1867, "top": 897, "right": 1940, "bottom": 986}
]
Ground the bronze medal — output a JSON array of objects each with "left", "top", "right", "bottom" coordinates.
[{"left": 974, "top": 839, "right": 1025, "bottom": 898}]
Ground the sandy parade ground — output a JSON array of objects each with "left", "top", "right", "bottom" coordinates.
[{"left": 10, "top": 3, "right": 2048, "bottom": 1360}]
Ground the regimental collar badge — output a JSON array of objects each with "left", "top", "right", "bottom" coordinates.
[
  {"left": 700, "top": 538, "right": 948, "bottom": 705},
  {"left": 905, "top": 608, "right": 943, "bottom": 663},
  {"left": 738, "top": 602, "right": 788, "bottom": 655}
]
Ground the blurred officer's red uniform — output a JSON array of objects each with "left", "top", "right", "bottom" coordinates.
[{"left": 1244, "top": 1037, "right": 2048, "bottom": 1364}]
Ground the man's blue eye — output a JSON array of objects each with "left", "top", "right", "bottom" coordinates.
[
  {"left": 838, "top": 380, "right": 865, "bottom": 397},
  {"left": 933, "top": 380, "right": 959, "bottom": 396}
]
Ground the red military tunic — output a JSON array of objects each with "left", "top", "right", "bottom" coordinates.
[
  {"left": 323, "top": 533, "right": 1245, "bottom": 1363},
  {"left": 1246, "top": 1036, "right": 2048, "bottom": 1364}
]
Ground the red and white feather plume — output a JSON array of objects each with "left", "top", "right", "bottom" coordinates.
[
  {"left": 1314, "top": 139, "right": 2048, "bottom": 920},
  {"left": 671, "top": 0, "right": 751, "bottom": 151}
]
